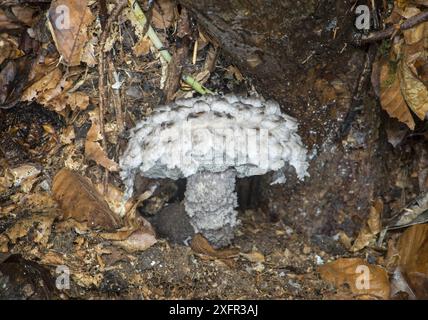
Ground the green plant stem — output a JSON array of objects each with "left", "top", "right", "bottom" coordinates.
[{"left": 128, "top": 0, "right": 214, "bottom": 95}]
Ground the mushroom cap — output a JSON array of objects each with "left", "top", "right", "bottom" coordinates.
[{"left": 120, "top": 95, "right": 309, "bottom": 183}]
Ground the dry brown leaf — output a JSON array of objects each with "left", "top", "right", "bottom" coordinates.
[
  {"left": 191, "top": 233, "right": 239, "bottom": 259},
  {"left": 41, "top": 250, "right": 104, "bottom": 288},
  {"left": 3, "top": 212, "right": 55, "bottom": 246},
  {"left": 52, "top": 168, "right": 121, "bottom": 230},
  {"left": 240, "top": 251, "right": 265, "bottom": 263},
  {"left": 60, "top": 125, "right": 75, "bottom": 145},
  {"left": 66, "top": 92, "right": 89, "bottom": 111},
  {"left": 86, "top": 110, "right": 103, "bottom": 141},
  {"left": 0, "top": 8, "right": 21, "bottom": 29},
  {"left": 398, "top": 223, "right": 428, "bottom": 298},
  {"left": 402, "top": 9, "right": 427, "bottom": 45},
  {"left": 380, "top": 59, "right": 415, "bottom": 129},
  {"left": 95, "top": 183, "right": 131, "bottom": 217},
  {"left": 84, "top": 140, "right": 119, "bottom": 172},
  {"left": 0, "top": 33, "right": 24, "bottom": 65},
  {"left": 102, "top": 227, "right": 157, "bottom": 253},
  {"left": 319, "top": 258, "right": 390, "bottom": 299},
  {"left": 351, "top": 199, "right": 383, "bottom": 252},
  {"left": 55, "top": 218, "right": 89, "bottom": 234},
  {"left": 338, "top": 231, "right": 353, "bottom": 250},
  {"left": 399, "top": 59, "right": 428, "bottom": 120},
  {"left": 0, "top": 234, "right": 9, "bottom": 253},
  {"left": 8, "top": 164, "right": 40, "bottom": 187},
  {"left": 84, "top": 109, "right": 119, "bottom": 172},
  {"left": 100, "top": 209, "right": 157, "bottom": 253},
  {"left": 226, "top": 65, "right": 244, "bottom": 82},
  {"left": 11, "top": 6, "right": 38, "bottom": 26},
  {"left": 22, "top": 67, "right": 63, "bottom": 102},
  {"left": 133, "top": 36, "right": 151, "bottom": 57},
  {"left": 47, "top": 0, "right": 95, "bottom": 66},
  {"left": 152, "top": 0, "right": 176, "bottom": 29},
  {"left": 22, "top": 192, "right": 58, "bottom": 212}
]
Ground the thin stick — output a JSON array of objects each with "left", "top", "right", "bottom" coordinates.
[
  {"left": 128, "top": 0, "right": 214, "bottom": 95},
  {"left": 98, "top": 0, "right": 128, "bottom": 190},
  {"left": 356, "top": 11, "right": 428, "bottom": 45}
]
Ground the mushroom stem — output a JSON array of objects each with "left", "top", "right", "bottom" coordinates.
[{"left": 184, "top": 169, "right": 239, "bottom": 247}]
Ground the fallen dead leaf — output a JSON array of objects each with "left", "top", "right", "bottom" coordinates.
[
  {"left": 84, "top": 141, "right": 119, "bottom": 172},
  {"left": 102, "top": 225, "right": 157, "bottom": 253},
  {"left": 3, "top": 212, "right": 56, "bottom": 246},
  {"left": 8, "top": 164, "right": 41, "bottom": 187},
  {"left": 0, "top": 33, "right": 24, "bottom": 65},
  {"left": 338, "top": 231, "right": 353, "bottom": 250},
  {"left": 133, "top": 36, "right": 151, "bottom": 57},
  {"left": 98, "top": 186, "right": 157, "bottom": 253},
  {"left": 59, "top": 125, "right": 75, "bottom": 145},
  {"left": 21, "top": 67, "right": 63, "bottom": 102},
  {"left": 0, "top": 234, "right": 9, "bottom": 253},
  {"left": 399, "top": 59, "right": 428, "bottom": 120},
  {"left": 47, "top": 0, "right": 95, "bottom": 66},
  {"left": 84, "top": 109, "right": 118, "bottom": 171},
  {"left": 0, "top": 8, "right": 21, "bottom": 29},
  {"left": 240, "top": 251, "right": 265, "bottom": 263},
  {"left": 226, "top": 65, "right": 244, "bottom": 82},
  {"left": 95, "top": 183, "right": 131, "bottom": 217},
  {"left": 11, "top": 6, "right": 38, "bottom": 26},
  {"left": 66, "top": 92, "right": 90, "bottom": 111},
  {"left": 379, "top": 59, "right": 415, "bottom": 129},
  {"left": 319, "top": 258, "right": 390, "bottom": 299},
  {"left": 351, "top": 198, "right": 383, "bottom": 252},
  {"left": 152, "top": 0, "right": 176, "bottom": 29},
  {"left": 191, "top": 233, "right": 239, "bottom": 259},
  {"left": 100, "top": 210, "right": 157, "bottom": 253},
  {"left": 397, "top": 223, "right": 428, "bottom": 298},
  {"left": 52, "top": 168, "right": 121, "bottom": 230}
]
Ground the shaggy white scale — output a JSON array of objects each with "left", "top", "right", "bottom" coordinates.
[{"left": 120, "top": 95, "right": 309, "bottom": 246}]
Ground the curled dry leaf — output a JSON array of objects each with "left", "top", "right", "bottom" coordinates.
[
  {"left": 2, "top": 212, "right": 56, "bottom": 246},
  {"left": 59, "top": 125, "right": 75, "bottom": 145},
  {"left": 95, "top": 183, "right": 130, "bottom": 217},
  {"left": 101, "top": 221, "right": 157, "bottom": 253},
  {"left": 52, "top": 168, "right": 121, "bottom": 230},
  {"left": 0, "top": 33, "right": 24, "bottom": 65},
  {"left": 152, "top": 0, "right": 176, "bottom": 29},
  {"left": 380, "top": 59, "right": 415, "bottom": 129},
  {"left": 399, "top": 59, "right": 428, "bottom": 120},
  {"left": 47, "top": 0, "right": 95, "bottom": 66},
  {"left": 84, "top": 141, "right": 119, "bottom": 172},
  {"left": 191, "top": 233, "right": 239, "bottom": 259},
  {"left": 351, "top": 198, "right": 383, "bottom": 252},
  {"left": 319, "top": 258, "right": 390, "bottom": 299},
  {"left": 0, "top": 8, "right": 21, "bottom": 30},
  {"left": 11, "top": 6, "right": 38, "bottom": 26},
  {"left": 99, "top": 186, "right": 157, "bottom": 253},
  {"left": 21, "top": 67, "right": 63, "bottom": 102},
  {"left": 84, "top": 109, "right": 119, "bottom": 172},
  {"left": 397, "top": 223, "right": 428, "bottom": 299},
  {"left": 133, "top": 36, "right": 151, "bottom": 57},
  {"left": 240, "top": 251, "right": 265, "bottom": 263}
]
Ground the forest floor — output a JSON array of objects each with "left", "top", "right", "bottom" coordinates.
[{"left": 0, "top": 0, "right": 427, "bottom": 300}]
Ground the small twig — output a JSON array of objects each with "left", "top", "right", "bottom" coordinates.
[
  {"left": 163, "top": 7, "right": 191, "bottom": 103},
  {"left": 355, "top": 11, "right": 428, "bottom": 45},
  {"left": 108, "top": 57, "right": 125, "bottom": 133},
  {"left": 98, "top": 0, "right": 128, "bottom": 190},
  {"left": 128, "top": 0, "right": 214, "bottom": 95}
]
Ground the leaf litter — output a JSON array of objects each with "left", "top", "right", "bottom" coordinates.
[{"left": 0, "top": 0, "right": 428, "bottom": 300}]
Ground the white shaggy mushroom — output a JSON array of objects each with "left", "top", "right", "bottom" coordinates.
[{"left": 120, "top": 95, "right": 309, "bottom": 247}]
